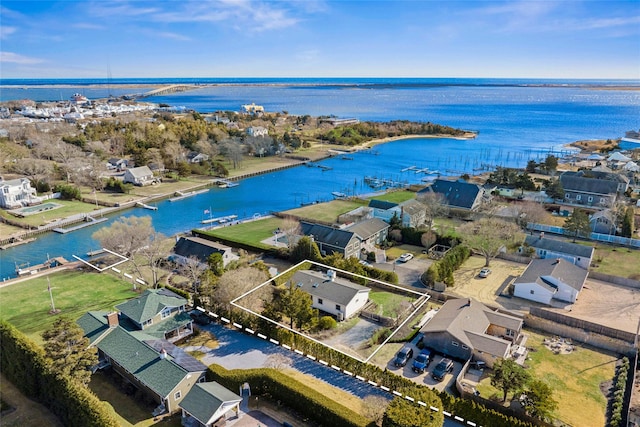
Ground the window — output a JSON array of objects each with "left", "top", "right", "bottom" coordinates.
[
  {"left": 451, "top": 341, "right": 459, "bottom": 347},
  {"left": 335, "top": 304, "right": 341, "bottom": 311},
  {"left": 576, "top": 195, "right": 582, "bottom": 201},
  {"left": 174, "top": 391, "right": 181, "bottom": 400},
  {"left": 530, "top": 290, "right": 535, "bottom": 294},
  {"left": 143, "top": 319, "right": 153, "bottom": 327},
  {"left": 506, "top": 329, "right": 515, "bottom": 337},
  {"left": 462, "top": 344, "right": 469, "bottom": 350},
  {"left": 161, "top": 308, "right": 172, "bottom": 319},
  {"left": 588, "top": 196, "right": 593, "bottom": 203},
  {"left": 318, "top": 298, "right": 323, "bottom": 305}
]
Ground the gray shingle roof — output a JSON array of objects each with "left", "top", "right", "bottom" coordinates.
[
  {"left": 421, "top": 298, "right": 521, "bottom": 354},
  {"left": 399, "top": 199, "right": 425, "bottom": 215},
  {"left": 179, "top": 382, "right": 242, "bottom": 425},
  {"left": 345, "top": 218, "right": 389, "bottom": 239},
  {"left": 368, "top": 199, "right": 398, "bottom": 210},
  {"left": 559, "top": 171, "right": 623, "bottom": 195},
  {"left": 419, "top": 179, "right": 482, "bottom": 210},
  {"left": 173, "top": 236, "right": 231, "bottom": 263},
  {"left": 116, "top": 289, "right": 186, "bottom": 325},
  {"left": 514, "top": 258, "right": 588, "bottom": 292},
  {"left": 126, "top": 165, "right": 153, "bottom": 178},
  {"left": 524, "top": 235, "right": 594, "bottom": 259},
  {"left": 291, "top": 270, "right": 370, "bottom": 306},
  {"left": 300, "top": 222, "right": 358, "bottom": 250}
]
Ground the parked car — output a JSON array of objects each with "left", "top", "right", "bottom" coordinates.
[
  {"left": 359, "top": 260, "right": 371, "bottom": 266},
  {"left": 393, "top": 346, "right": 414, "bottom": 367},
  {"left": 479, "top": 267, "right": 491, "bottom": 278},
  {"left": 432, "top": 357, "right": 454, "bottom": 381},
  {"left": 412, "top": 349, "right": 432, "bottom": 373},
  {"left": 189, "top": 311, "right": 211, "bottom": 325},
  {"left": 398, "top": 253, "right": 414, "bottom": 263}
]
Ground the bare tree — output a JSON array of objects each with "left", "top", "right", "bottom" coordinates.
[
  {"left": 220, "top": 138, "right": 244, "bottom": 169},
  {"left": 10, "top": 158, "right": 53, "bottom": 185},
  {"left": 458, "top": 217, "right": 521, "bottom": 267},
  {"left": 210, "top": 266, "right": 269, "bottom": 315},
  {"left": 362, "top": 395, "right": 389, "bottom": 427},
  {"left": 179, "top": 255, "right": 208, "bottom": 293},
  {"left": 417, "top": 192, "right": 448, "bottom": 230},
  {"left": 515, "top": 201, "right": 548, "bottom": 230},
  {"left": 280, "top": 217, "right": 301, "bottom": 249}
]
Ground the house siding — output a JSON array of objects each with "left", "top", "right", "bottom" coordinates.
[
  {"left": 513, "top": 282, "right": 554, "bottom": 305},
  {"left": 423, "top": 332, "right": 472, "bottom": 361}
]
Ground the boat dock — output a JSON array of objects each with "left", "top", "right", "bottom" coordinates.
[
  {"left": 401, "top": 166, "right": 417, "bottom": 172},
  {"left": 16, "top": 257, "right": 69, "bottom": 276},
  {"left": 217, "top": 179, "right": 239, "bottom": 188},
  {"left": 53, "top": 217, "right": 109, "bottom": 234},
  {"left": 136, "top": 202, "right": 158, "bottom": 210},
  {"left": 169, "top": 189, "right": 209, "bottom": 202},
  {"left": 201, "top": 214, "right": 238, "bottom": 224},
  {"left": 0, "top": 237, "right": 37, "bottom": 250}
]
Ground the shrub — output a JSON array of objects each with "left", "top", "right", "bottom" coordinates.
[
  {"left": 53, "top": 184, "right": 82, "bottom": 200},
  {"left": 317, "top": 316, "right": 337, "bottom": 330}
]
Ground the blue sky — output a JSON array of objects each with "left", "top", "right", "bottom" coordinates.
[{"left": 1, "top": 0, "right": 639, "bottom": 79}]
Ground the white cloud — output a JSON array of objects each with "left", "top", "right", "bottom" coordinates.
[
  {"left": 0, "top": 26, "right": 17, "bottom": 39},
  {"left": 0, "top": 51, "right": 45, "bottom": 64},
  {"left": 72, "top": 22, "right": 106, "bottom": 30}
]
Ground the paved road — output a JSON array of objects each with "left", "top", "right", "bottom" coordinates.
[{"left": 196, "top": 322, "right": 466, "bottom": 427}]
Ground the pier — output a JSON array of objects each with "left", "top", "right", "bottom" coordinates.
[
  {"left": 53, "top": 216, "right": 109, "bottom": 234},
  {"left": 201, "top": 214, "right": 238, "bottom": 225},
  {"left": 169, "top": 189, "right": 209, "bottom": 202},
  {"left": 136, "top": 202, "right": 158, "bottom": 210},
  {"left": 133, "top": 84, "right": 200, "bottom": 99}
]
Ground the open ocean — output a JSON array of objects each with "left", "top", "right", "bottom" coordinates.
[{"left": 1, "top": 77, "right": 639, "bottom": 279}]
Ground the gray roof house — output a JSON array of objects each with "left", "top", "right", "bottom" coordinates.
[
  {"left": 123, "top": 166, "right": 157, "bottom": 186},
  {"left": 589, "top": 209, "right": 617, "bottom": 235},
  {"left": 345, "top": 218, "right": 390, "bottom": 246},
  {"left": 300, "top": 221, "right": 362, "bottom": 259},
  {"left": 172, "top": 236, "right": 239, "bottom": 267},
  {"left": 417, "top": 179, "right": 485, "bottom": 215},
  {"left": 290, "top": 269, "right": 370, "bottom": 321},
  {"left": 559, "top": 170, "right": 629, "bottom": 209},
  {"left": 513, "top": 258, "right": 589, "bottom": 305},
  {"left": 520, "top": 234, "right": 593, "bottom": 269},
  {"left": 420, "top": 298, "right": 522, "bottom": 368},
  {"left": 78, "top": 300, "right": 206, "bottom": 415},
  {"left": 179, "top": 382, "right": 243, "bottom": 427}
]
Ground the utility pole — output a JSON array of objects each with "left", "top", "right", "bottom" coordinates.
[{"left": 46, "top": 277, "right": 60, "bottom": 314}]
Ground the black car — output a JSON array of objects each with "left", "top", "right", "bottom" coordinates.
[
  {"left": 412, "top": 350, "right": 432, "bottom": 373},
  {"left": 393, "top": 346, "right": 414, "bottom": 367},
  {"left": 189, "top": 311, "right": 211, "bottom": 325},
  {"left": 432, "top": 357, "right": 454, "bottom": 381}
]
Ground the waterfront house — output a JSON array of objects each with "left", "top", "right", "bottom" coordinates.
[
  {"left": 172, "top": 236, "right": 239, "bottom": 268},
  {"left": 123, "top": 166, "right": 156, "bottom": 186},
  {"left": 246, "top": 126, "right": 268, "bottom": 137},
  {"left": 559, "top": 170, "right": 628, "bottom": 209},
  {"left": 367, "top": 199, "right": 426, "bottom": 228},
  {"left": 519, "top": 234, "right": 593, "bottom": 269},
  {"left": 513, "top": 258, "right": 588, "bottom": 305},
  {"left": 417, "top": 179, "right": 485, "bottom": 215},
  {"left": 420, "top": 298, "right": 522, "bottom": 368},
  {"left": 300, "top": 221, "right": 361, "bottom": 259},
  {"left": 179, "top": 382, "right": 243, "bottom": 427},
  {"left": 77, "top": 291, "right": 205, "bottom": 415},
  {"left": 241, "top": 103, "right": 264, "bottom": 115},
  {"left": 345, "top": 218, "right": 389, "bottom": 247},
  {"left": 290, "top": 269, "right": 370, "bottom": 321},
  {"left": 0, "top": 177, "right": 40, "bottom": 209},
  {"left": 107, "top": 158, "right": 128, "bottom": 171}
]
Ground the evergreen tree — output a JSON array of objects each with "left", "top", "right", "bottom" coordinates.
[
  {"left": 42, "top": 316, "right": 97, "bottom": 386},
  {"left": 564, "top": 209, "right": 591, "bottom": 242},
  {"left": 544, "top": 155, "right": 558, "bottom": 174},
  {"left": 621, "top": 206, "right": 635, "bottom": 238},
  {"left": 290, "top": 236, "right": 322, "bottom": 263},
  {"left": 491, "top": 358, "right": 530, "bottom": 402},
  {"left": 523, "top": 379, "right": 558, "bottom": 421},
  {"left": 277, "top": 282, "right": 318, "bottom": 330},
  {"left": 545, "top": 178, "right": 564, "bottom": 201}
]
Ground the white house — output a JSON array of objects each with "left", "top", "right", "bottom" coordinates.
[
  {"left": 290, "top": 270, "right": 370, "bottom": 321},
  {"left": 520, "top": 234, "right": 594, "bottom": 270},
  {"left": 0, "top": 177, "right": 40, "bottom": 209},
  {"left": 246, "top": 126, "right": 268, "bottom": 137},
  {"left": 123, "top": 166, "right": 156, "bottom": 186},
  {"left": 513, "top": 258, "right": 588, "bottom": 305}
]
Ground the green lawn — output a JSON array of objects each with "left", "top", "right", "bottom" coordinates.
[
  {"left": 198, "top": 216, "right": 285, "bottom": 248},
  {"left": 283, "top": 199, "right": 366, "bottom": 223},
  {"left": 368, "top": 291, "right": 415, "bottom": 317},
  {"left": 0, "top": 271, "right": 138, "bottom": 343},
  {"left": 475, "top": 330, "right": 615, "bottom": 427},
  {"left": 590, "top": 243, "right": 640, "bottom": 279},
  {"left": 369, "top": 190, "right": 415, "bottom": 204},
  {"left": 0, "top": 199, "right": 101, "bottom": 228}
]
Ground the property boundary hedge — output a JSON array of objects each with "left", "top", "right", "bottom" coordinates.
[
  {"left": 421, "top": 244, "right": 471, "bottom": 286},
  {"left": 208, "top": 364, "right": 373, "bottom": 427},
  {"left": 0, "top": 321, "right": 119, "bottom": 427}
]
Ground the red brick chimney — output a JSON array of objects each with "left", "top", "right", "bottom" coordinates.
[{"left": 106, "top": 312, "right": 119, "bottom": 328}]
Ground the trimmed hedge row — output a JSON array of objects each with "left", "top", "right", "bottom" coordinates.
[
  {"left": 421, "top": 244, "right": 471, "bottom": 287},
  {"left": 0, "top": 320, "right": 119, "bottom": 427},
  {"left": 208, "top": 364, "right": 373, "bottom": 427},
  {"left": 609, "top": 357, "right": 630, "bottom": 427},
  {"left": 438, "top": 392, "right": 535, "bottom": 427}
]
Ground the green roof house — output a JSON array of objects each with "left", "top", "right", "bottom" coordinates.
[
  {"left": 77, "top": 289, "right": 204, "bottom": 415},
  {"left": 179, "top": 382, "right": 243, "bottom": 427}
]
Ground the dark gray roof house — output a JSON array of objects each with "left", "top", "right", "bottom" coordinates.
[
  {"left": 513, "top": 258, "right": 588, "bottom": 305},
  {"left": 291, "top": 269, "right": 370, "bottom": 320},
  {"left": 172, "top": 236, "right": 239, "bottom": 267},
  {"left": 368, "top": 199, "right": 398, "bottom": 210},
  {"left": 345, "top": 218, "right": 389, "bottom": 246},
  {"left": 300, "top": 221, "right": 361, "bottom": 259},
  {"left": 559, "top": 170, "right": 629, "bottom": 208},
  {"left": 417, "top": 179, "right": 485, "bottom": 213},
  {"left": 420, "top": 298, "right": 522, "bottom": 367},
  {"left": 521, "top": 234, "right": 593, "bottom": 269}
]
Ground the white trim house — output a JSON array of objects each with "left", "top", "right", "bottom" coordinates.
[{"left": 0, "top": 178, "right": 40, "bottom": 209}]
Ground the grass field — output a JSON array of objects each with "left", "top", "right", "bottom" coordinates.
[
  {"left": 590, "top": 243, "right": 640, "bottom": 279},
  {"left": 369, "top": 291, "right": 416, "bottom": 317},
  {"left": 369, "top": 190, "right": 416, "bottom": 204},
  {"left": 199, "top": 216, "right": 285, "bottom": 248},
  {"left": 475, "top": 330, "right": 615, "bottom": 427},
  {"left": 283, "top": 199, "right": 366, "bottom": 223},
  {"left": 0, "top": 271, "right": 138, "bottom": 342},
  {"left": 0, "top": 199, "right": 101, "bottom": 228}
]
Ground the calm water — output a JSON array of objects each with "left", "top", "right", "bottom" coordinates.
[{"left": 1, "top": 78, "right": 639, "bottom": 279}]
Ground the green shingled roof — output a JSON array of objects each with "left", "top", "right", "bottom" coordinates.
[
  {"left": 77, "top": 311, "right": 110, "bottom": 344},
  {"left": 97, "top": 326, "right": 189, "bottom": 398},
  {"left": 141, "top": 312, "right": 192, "bottom": 339},
  {"left": 116, "top": 288, "right": 186, "bottom": 324},
  {"left": 179, "top": 382, "right": 242, "bottom": 425}
]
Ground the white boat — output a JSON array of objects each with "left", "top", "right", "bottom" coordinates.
[
  {"left": 331, "top": 192, "right": 347, "bottom": 199},
  {"left": 621, "top": 130, "right": 640, "bottom": 144}
]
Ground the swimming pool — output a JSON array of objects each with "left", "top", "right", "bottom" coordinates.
[{"left": 13, "top": 202, "right": 62, "bottom": 216}]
